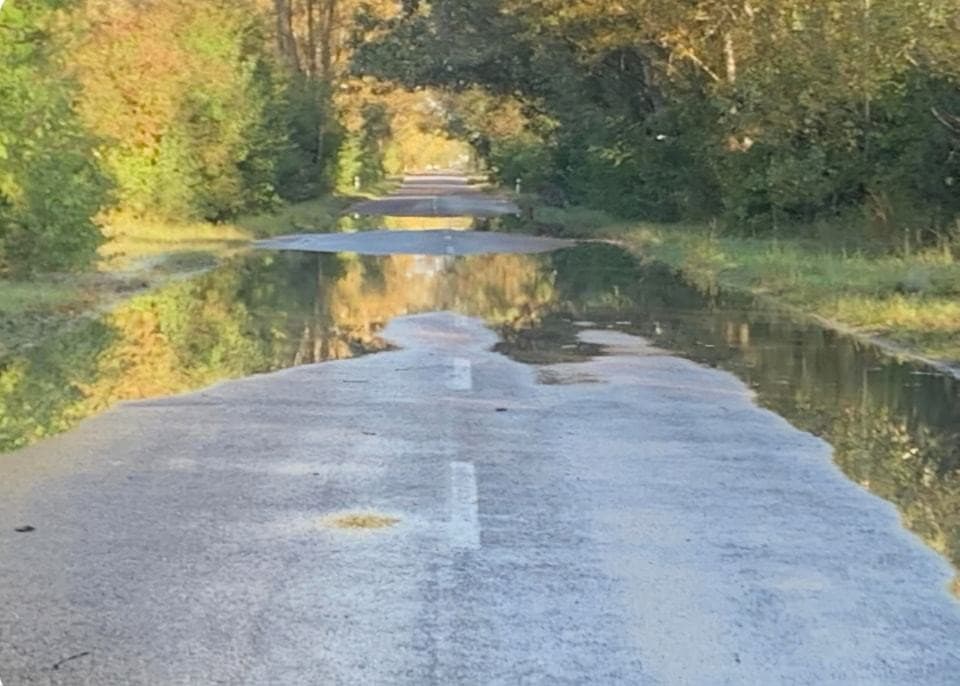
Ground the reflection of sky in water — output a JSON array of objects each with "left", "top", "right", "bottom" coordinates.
[
  {"left": 409, "top": 254, "right": 451, "bottom": 277},
  {"left": 3, "top": 242, "right": 960, "bottom": 591}
]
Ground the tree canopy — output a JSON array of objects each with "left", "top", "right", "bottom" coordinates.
[
  {"left": 0, "top": 0, "right": 109, "bottom": 273},
  {"left": 356, "top": 0, "right": 960, "bottom": 238}
]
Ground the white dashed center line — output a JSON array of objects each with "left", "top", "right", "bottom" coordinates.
[
  {"left": 447, "top": 357, "right": 473, "bottom": 391},
  {"left": 450, "top": 461, "right": 481, "bottom": 550}
]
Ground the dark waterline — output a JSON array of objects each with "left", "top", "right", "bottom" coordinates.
[{"left": 2, "top": 240, "right": 959, "bottom": 588}]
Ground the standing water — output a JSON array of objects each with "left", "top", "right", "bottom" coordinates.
[{"left": 1, "top": 231, "right": 959, "bottom": 589}]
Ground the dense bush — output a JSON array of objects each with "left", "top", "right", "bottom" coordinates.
[
  {"left": 0, "top": 0, "right": 338, "bottom": 272},
  {"left": 334, "top": 102, "right": 390, "bottom": 192},
  {"left": 0, "top": 0, "right": 110, "bottom": 274},
  {"left": 0, "top": 0, "right": 371, "bottom": 273},
  {"left": 72, "top": 0, "right": 313, "bottom": 221}
]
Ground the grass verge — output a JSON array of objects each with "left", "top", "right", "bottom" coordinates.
[
  {"left": 514, "top": 203, "right": 960, "bottom": 367},
  {"left": 1, "top": 193, "right": 361, "bottom": 356},
  {"left": 0, "top": 281, "right": 89, "bottom": 315},
  {"left": 234, "top": 193, "right": 356, "bottom": 237}
]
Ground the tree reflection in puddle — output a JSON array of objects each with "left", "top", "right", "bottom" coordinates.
[
  {"left": 0, "top": 249, "right": 555, "bottom": 451},
  {"left": 334, "top": 213, "right": 477, "bottom": 233}
]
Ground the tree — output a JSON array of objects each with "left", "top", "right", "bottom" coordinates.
[
  {"left": 72, "top": 0, "right": 298, "bottom": 220},
  {"left": 0, "top": 0, "right": 109, "bottom": 274}
]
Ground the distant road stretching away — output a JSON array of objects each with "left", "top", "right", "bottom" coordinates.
[{"left": 346, "top": 174, "right": 520, "bottom": 217}]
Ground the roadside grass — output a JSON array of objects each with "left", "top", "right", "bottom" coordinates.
[
  {"left": 0, "top": 280, "right": 89, "bottom": 315},
  {"left": 511, "top": 202, "right": 960, "bottom": 365},
  {"left": 235, "top": 181, "right": 397, "bottom": 237},
  {"left": 2, "top": 191, "right": 373, "bottom": 357},
  {"left": 99, "top": 214, "right": 251, "bottom": 271},
  {"left": 514, "top": 201, "right": 635, "bottom": 237},
  {"left": 633, "top": 230, "right": 960, "bottom": 363},
  {"left": 101, "top": 188, "right": 388, "bottom": 269},
  {"left": 235, "top": 194, "right": 352, "bottom": 237},
  {"left": 99, "top": 189, "right": 386, "bottom": 272}
]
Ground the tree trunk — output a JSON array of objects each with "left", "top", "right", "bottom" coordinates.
[
  {"left": 273, "top": 0, "right": 301, "bottom": 72},
  {"left": 319, "top": 0, "right": 338, "bottom": 82},
  {"left": 305, "top": 0, "right": 319, "bottom": 78},
  {"left": 314, "top": 0, "right": 338, "bottom": 165},
  {"left": 723, "top": 32, "right": 736, "bottom": 84}
]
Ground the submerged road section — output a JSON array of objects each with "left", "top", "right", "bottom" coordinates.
[
  {"left": 2, "top": 312, "right": 960, "bottom": 684},
  {"left": 256, "top": 229, "right": 575, "bottom": 256}
]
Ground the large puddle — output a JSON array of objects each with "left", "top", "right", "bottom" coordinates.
[{"left": 2, "top": 229, "right": 959, "bottom": 586}]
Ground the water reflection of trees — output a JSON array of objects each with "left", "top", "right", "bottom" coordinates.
[{"left": 1, "top": 250, "right": 554, "bottom": 451}]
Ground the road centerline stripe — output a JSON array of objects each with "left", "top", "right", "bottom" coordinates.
[
  {"left": 450, "top": 461, "right": 481, "bottom": 550},
  {"left": 446, "top": 357, "right": 473, "bottom": 391}
]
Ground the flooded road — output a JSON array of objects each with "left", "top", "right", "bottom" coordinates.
[
  {"left": 3, "top": 239, "right": 960, "bottom": 585},
  {"left": 3, "top": 181, "right": 960, "bottom": 683}
]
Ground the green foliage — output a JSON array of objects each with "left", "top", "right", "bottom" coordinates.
[
  {"left": 488, "top": 135, "right": 551, "bottom": 190},
  {"left": 0, "top": 0, "right": 110, "bottom": 274},
  {"left": 73, "top": 0, "right": 299, "bottom": 222},
  {"left": 335, "top": 135, "right": 366, "bottom": 192},
  {"left": 335, "top": 103, "right": 390, "bottom": 192},
  {"left": 273, "top": 75, "right": 337, "bottom": 201},
  {"left": 356, "top": 0, "right": 960, "bottom": 247}
]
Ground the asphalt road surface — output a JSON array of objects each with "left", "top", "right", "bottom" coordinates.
[
  {"left": 346, "top": 174, "right": 520, "bottom": 217},
  {"left": 2, "top": 312, "right": 960, "bottom": 684}
]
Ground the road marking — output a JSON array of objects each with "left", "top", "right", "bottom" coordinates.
[
  {"left": 447, "top": 357, "right": 473, "bottom": 391},
  {"left": 450, "top": 461, "right": 481, "bottom": 550}
]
